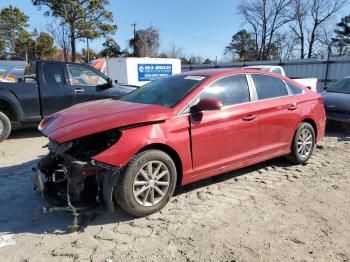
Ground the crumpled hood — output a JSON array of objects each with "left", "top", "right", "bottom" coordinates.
[
  {"left": 41, "top": 99, "right": 173, "bottom": 143},
  {"left": 322, "top": 91, "right": 350, "bottom": 112}
]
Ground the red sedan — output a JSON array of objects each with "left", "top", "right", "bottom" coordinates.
[{"left": 35, "top": 69, "right": 326, "bottom": 217}]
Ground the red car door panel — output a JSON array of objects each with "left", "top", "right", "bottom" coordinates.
[
  {"left": 190, "top": 102, "right": 260, "bottom": 176},
  {"left": 257, "top": 96, "right": 301, "bottom": 154}
]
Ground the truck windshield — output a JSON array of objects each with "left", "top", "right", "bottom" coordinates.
[
  {"left": 120, "top": 75, "right": 207, "bottom": 108},
  {"left": 327, "top": 78, "right": 350, "bottom": 94}
]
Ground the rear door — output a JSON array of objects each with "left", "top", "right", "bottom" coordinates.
[
  {"left": 189, "top": 74, "right": 260, "bottom": 176},
  {"left": 39, "top": 62, "right": 71, "bottom": 117},
  {"left": 66, "top": 64, "right": 119, "bottom": 105},
  {"left": 250, "top": 74, "right": 301, "bottom": 154}
]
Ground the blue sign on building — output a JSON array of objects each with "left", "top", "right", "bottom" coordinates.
[{"left": 138, "top": 64, "right": 172, "bottom": 82}]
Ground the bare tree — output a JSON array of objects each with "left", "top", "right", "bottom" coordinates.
[
  {"left": 165, "top": 44, "right": 184, "bottom": 59},
  {"left": 189, "top": 55, "right": 203, "bottom": 64},
  {"left": 274, "top": 32, "right": 298, "bottom": 59},
  {"left": 289, "top": 0, "right": 308, "bottom": 58},
  {"left": 318, "top": 22, "right": 337, "bottom": 56},
  {"left": 129, "top": 26, "right": 160, "bottom": 57},
  {"left": 239, "top": 0, "right": 292, "bottom": 60},
  {"left": 47, "top": 21, "right": 70, "bottom": 61},
  {"left": 306, "top": 0, "right": 347, "bottom": 58}
]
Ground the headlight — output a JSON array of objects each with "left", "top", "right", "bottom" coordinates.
[
  {"left": 38, "top": 115, "right": 56, "bottom": 131},
  {"left": 66, "top": 129, "right": 121, "bottom": 161}
]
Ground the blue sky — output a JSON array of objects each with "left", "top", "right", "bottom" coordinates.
[
  {"left": 2, "top": 1, "right": 350, "bottom": 60},
  {"left": 1, "top": 0, "right": 241, "bottom": 60}
]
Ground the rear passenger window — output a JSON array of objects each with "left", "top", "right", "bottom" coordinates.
[
  {"left": 43, "top": 63, "right": 64, "bottom": 85},
  {"left": 252, "top": 74, "right": 288, "bottom": 100},
  {"left": 272, "top": 68, "right": 282, "bottom": 75},
  {"left": 200, "top": 74, "right": 250, "bottom": 106},
  {"left": 286, "top": 82, "right": 303, "bottom": 95}
]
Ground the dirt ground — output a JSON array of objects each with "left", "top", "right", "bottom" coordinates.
[{"left": 0, "top": 124, "right": 350, "bottom": 262}]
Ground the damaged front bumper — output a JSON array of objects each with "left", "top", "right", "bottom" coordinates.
[
  {"left": 32, "top": 156, "right": 121, "bottom": 212},
  {"left": 32, "top": 130, "right": 123, "bottom": 231},
  {"left": 32, "top": 156, "right": 121, "bottom": 232}
]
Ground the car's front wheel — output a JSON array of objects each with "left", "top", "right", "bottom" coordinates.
[
  {"left": 286, "top": 122, "right": 315, "bottom": 164},
  {"left": 114, "top": 149, "right": 177, "bottom": 217}
]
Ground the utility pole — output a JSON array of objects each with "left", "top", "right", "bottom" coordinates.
[
  {"left": 86, "top": 38, "right": 90, "bottom": 62},
  {"left": 131, "top": 23, "right": 137, "bottom": 55}
]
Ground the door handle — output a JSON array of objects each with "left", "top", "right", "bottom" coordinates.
[
  {"left": 288, "top": 103, "right": 298, "bottom": 111},
  {"left": 243, "top": 115, "right": 257, "bottom": 121},
  {"left": 74, "top": 87, "right": 85, "bottom": 94}
]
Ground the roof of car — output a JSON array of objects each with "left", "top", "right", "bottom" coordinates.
[
  {"left": 243, "top": 65, "right": 280, "bottom": 69},
  {"left": 178, "top": 68, "right": 308, "bottom": 89},
  {"left": 179, "top": 68, "right": 278, "bottom": 77}
]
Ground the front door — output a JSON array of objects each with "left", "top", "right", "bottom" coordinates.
[
  {"left": 66, "top": 64, "right": 114, "bottom": 105},
  {"left": 189, "top": 74, "right": 260, "bottom": 176}
]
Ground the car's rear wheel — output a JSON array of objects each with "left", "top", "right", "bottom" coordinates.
[
  {"left": 286, "top": 122, "right": 315, "bottom": 164},
  {"left": 114, "top": 150, "right": 177, "bottom": 217},
  {"left": 0, "top": 111, "right": 11, "bottom": 142}
]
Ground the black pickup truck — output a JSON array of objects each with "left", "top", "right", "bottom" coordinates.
[{"left": 0, "top": 61, "right": 135, "bottom": 142}]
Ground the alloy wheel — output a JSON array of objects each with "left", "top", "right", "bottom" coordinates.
[
  {"left": 132, "top": 160, "right": 170, "bottom": 207},
  {"left": 297, "top": 129, "right": 313, "bottom": 158}
]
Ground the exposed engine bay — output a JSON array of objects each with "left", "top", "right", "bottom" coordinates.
[{"left": 32, "top": 129, "right": 121, "bottom": 231}]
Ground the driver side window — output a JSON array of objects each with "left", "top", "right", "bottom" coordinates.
[
  {"left": 68, "top": 65, "right": 107, "bottom": 86},
  {"left": 199, "top": 74, "right": 250, "bottom": 106}
]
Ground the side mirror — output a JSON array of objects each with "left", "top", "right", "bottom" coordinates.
[
  {"left": 190, "top": 98, "right": 222, "bottom": 113},
  {"left": 99, "top": 78, "right": 113, "bottom": 89},
  {"left": 107, "top": 77, "right": 113, "bottom": 87}
]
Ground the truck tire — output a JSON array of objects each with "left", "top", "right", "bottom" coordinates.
[
  {"left": 0, "top": 111, "right": 11, "bottom": 142},
  {"left": 114, "top": 150, "right": 177, "bottom": 217}
]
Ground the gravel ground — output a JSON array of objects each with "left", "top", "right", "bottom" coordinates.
[{"left": 0, "top": 124, "right": 350, "bottom": 262}]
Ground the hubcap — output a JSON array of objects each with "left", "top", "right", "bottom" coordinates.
[
  {"left": 133, "top": 161, "right": 170, "bottom": 207},
  {"left": 297, "top": 129, "right": 313, "bottom": 158},
  {"left": 0, "top": 119, "right": 3, "bottom": 135}
]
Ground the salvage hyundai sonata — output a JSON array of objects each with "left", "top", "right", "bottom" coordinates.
[{"left": 34, "top": 69, "right": 326, "bottom": 217}]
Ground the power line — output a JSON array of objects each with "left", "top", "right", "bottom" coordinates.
[{"left": 158, "top": 27, "right": 227, "bottom": 45}]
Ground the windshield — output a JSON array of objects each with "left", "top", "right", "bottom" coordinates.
[
  {"left": 327, "top": 78, "right": 350, "bottom": 94},
  {"left": 120, "top": 75, "right": 207, "bottom": 108}
]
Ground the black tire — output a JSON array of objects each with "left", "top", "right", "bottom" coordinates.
[
  {"left": 114, "top": 150, "right": 177, "bottom": 217},
  {"left": 286, "top": 122, "right": 315, "bottom": 164},
  {"left": 0, "top": 111, "right": 11, "bottom": 142}
]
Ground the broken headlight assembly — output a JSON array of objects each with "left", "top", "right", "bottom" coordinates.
[{"left": 62, "top": 128, "right": 121, "bottom": 161}]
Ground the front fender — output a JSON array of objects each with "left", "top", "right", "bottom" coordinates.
[
  {"left": 0, "top": 90, "right": 24, "bottom": 121},
  {"left": 92, "top": 117, "right": 193, "bottom": 180},
  {"left": 93, "top": 124, "right": 168, "bottom": 166}
]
